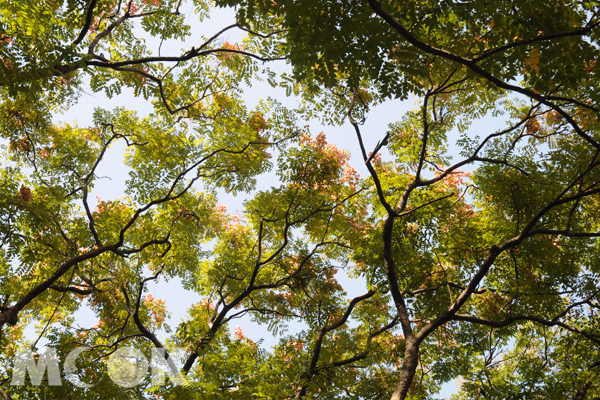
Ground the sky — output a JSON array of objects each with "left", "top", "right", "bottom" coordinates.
[
  {"left": 15, "top": 2, "right": 515, "bottom": 397},
  {"left": 48, "top": 3, "right": 417, "bottom": 346}
]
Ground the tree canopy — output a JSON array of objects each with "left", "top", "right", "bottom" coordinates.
[{"left": 1, "top": 0, "right": 600, "bottom": 399}]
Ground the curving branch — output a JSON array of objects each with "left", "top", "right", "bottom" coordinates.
[
  {"left": 73, "top": 0, "right": 99, "bottom": 45},
  {"left": 295, "top": 289, "right": 378, "bottom": 398},
  {"left": 181, "top": 193, "right": 357, "bottom": 374},
  {"left": 472, "top": 18, "right": 600, "bottom": 63},
  {"left": 0, "top": 245, "right": 116, "bottom": 327},
  {"left": 0, "top": 386, "right": 13, "bottom": 400},
  {"left": 48, "top": 284, "right": 95, "bottom": 296},
  {"left": 451, "top": 314, "right": 600, "bottom": 345},
  {"left": 367, "top": 0, "right": 600, "bottom": 152},
  {"left": 87, "top": 12, "right": 130, "bottom": 55}
]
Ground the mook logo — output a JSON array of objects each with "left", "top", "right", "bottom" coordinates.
[{"left": 10, "top": 347, "right": 189, "bottom": 388}]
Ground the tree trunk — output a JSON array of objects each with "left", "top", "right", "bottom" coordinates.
[
  {"left": 574, "top": 380, "right": 592, "bottom": 400},
  {"left": 390, "top": 337, "right": 420, "bottom": 400}
]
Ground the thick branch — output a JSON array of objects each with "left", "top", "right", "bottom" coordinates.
[
  {"left": 48, "top": 284, "right": 95, "bottom": 295},
  {"left": 0, "top": 245, "right": 114, "bottom": 327},
  {"left": 0, "top": 386, "right": 13, "bottom": 400},
  {"left": 73, "top": 0, "right": 99, "bottom": 45}
]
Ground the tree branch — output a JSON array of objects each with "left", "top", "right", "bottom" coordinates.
[
  {"left": 73, "top": 0, "right": 99, "bottom": 45},
  {"left": 367, "top": 0, "right": 600, "bottom": 149}
]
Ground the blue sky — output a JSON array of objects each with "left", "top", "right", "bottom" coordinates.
[{"left": 25, "top": 3, "right": 503, "bottom": 397}]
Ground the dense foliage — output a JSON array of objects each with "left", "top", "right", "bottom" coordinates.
[{"left": 1, "top": 0, "right": 599, "bottom": 399}]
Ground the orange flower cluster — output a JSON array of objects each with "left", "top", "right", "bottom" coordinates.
[
  {"left": 300, "top": 133, "right": 359, "bottom": 190},
  {"left": 17, "top": 186, "right": 32, "bottom": 203},
  {"left": 434, "top": 166, "right": 470, "bottom": 189},
  {"left": 234, "top": 326, "right": 245, "bottom": 340}
]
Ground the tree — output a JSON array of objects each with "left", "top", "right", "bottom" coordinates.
[{"left": 0, "top": 0, "right": 599, "bottom": 399}]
